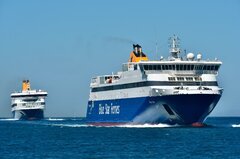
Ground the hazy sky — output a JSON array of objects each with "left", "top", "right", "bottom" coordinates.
[{"left": 0, "top": 0, "right": 239, "bottom": 117}]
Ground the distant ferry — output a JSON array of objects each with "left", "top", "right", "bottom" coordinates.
[
  {"left": 86, "top": 35, "right": 223, "bottom": 125},
  {"left": 11, "top": 80, "right": 47, "bottom": 120}
]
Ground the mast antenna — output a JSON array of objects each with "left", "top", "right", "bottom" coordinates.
[
  {"left": 155, "top": 42, "right": 158, "bottom": 60},
  {"left": 169, "top": 35, "right": 181, "bottom": 59}
]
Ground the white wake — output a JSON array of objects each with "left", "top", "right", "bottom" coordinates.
[
  {"left": 50, "top": 123, "right": 175, "bottom": 128},
  {"left": 46, "top": 118, "right": 65, "bottom": 121},
  {"left": 116, "top": 123, "right": 174, "bottom": 128},
  {"left": 232, "top": 124, "right": 240, "bottom": 128},
  {"left": 51, "top": 124, "right": 91, "bottom": 128},
  {"left": 0, "top": 118, "right": 19, "bottom": 121}
]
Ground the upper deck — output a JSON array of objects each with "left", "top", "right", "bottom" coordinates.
[
  {"left": 122, "top": 60, "right": 222, "bottom": 75},
  {"left": 11, "top": 90, "right": 48, "bottom": 98}
]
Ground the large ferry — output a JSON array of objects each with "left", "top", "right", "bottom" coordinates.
[
  {"left": 86, "top": 35, "right": 223, "bottom": 125},
  {"left": 11, "top": 80, "right": 48, "bottom": 120}
]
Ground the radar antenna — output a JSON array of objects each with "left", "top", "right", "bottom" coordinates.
[
  {"left": 169, "top": 35, "right": 181, "bottom": 59},
  {"left": 155, "top": 42, "right": 158, "bottom": 60}
]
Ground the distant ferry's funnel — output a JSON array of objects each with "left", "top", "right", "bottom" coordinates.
[{"left": 22, "top": 80, "right": 31, "bottom": 91}]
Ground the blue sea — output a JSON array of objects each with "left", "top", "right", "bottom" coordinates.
[{"left": 0, "top": 117, "right": 240, "bottom": 159}]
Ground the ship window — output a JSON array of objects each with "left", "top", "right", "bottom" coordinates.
[
  {"left": 207, "top": 65, "right": 210, "bottom": 70},
  {"left": 163, "top": 65, "right": 166, "bottom": 70},
  {"left": 196, "top": 65, "right": 198, "bottom": 70},
  {"left": 195, "top": 77, "right": 202, "bottom": 81},
  {"left": 196, "top": 65, "right": 202, "bottom": 70},
  {"left": 165, "top": 65, "right": 168, "bottom": 70},
  {"left": 157, "top": 65, "right": 161, "bottom": 70},
  {"left": 165, "top": 65, "right": 169, "bottom": 70},
  {"left": 168, "top": 77, "right": 176, "bottom": 81},
  {"left": 152, "top": 65, "right": 155, "bottom": 70},
  {"left": 203, "top": 65, "right": 206, "bottom": 70},
  {"left": 182, "top": 65, "right": 185, "bottom": 70},
  {"left": 153, "top": 65, "right": 157, "bottom": 70},
  {"left": 186, "top": 77, "right": 193, "bottom": 81},
  {"left": 143, "top": 65, "right": 147, "bottom": 70},
  {"left": 162, "top": 65, "right": 165, "bottom": 70},
  {"left": 151, "top": 65, "right": 154, "bottom": 70},
  {"left": 176, "top": 65, "right": 180, "bottom": 70},
  {"left": 149, "top": 65, "right": 152, "bottom": 70},
  {"left": 168, "top": 65, "right": 172, "bottom": 70},
  {"left": 172, "top": 65, "right": 175, "bottom": 70},
  {"left": 177, "top": 77, "right": 184, "bottom": 81},
  {"left": 180, "top": 65, "right": 183, "bottom": 70},
  {"left": 190, "top": 65, "right": 194, "bottom": 70},
  {"left": 207, "top": 65, "right": 211, "bottom": 70},
  {"left": 215, "top": 65, "right": 219, "bottom": 71},
  {"left": 114, "top": 76, "right": 120, "bottom": 80},
  {"left": 100, "top": 77, "right": 105, "bottom": 84},
  {"left": 91, "top": 78, "right": 97, "bottom": 84},
  {"left": 11, "top": 104, "right": 17, "bottom": 107},
  {"left": 154, "top": 65, "right": 157, "bottom": 70},
  {"left": 210, "top": 65, "right": 214, "bottom": 70}
]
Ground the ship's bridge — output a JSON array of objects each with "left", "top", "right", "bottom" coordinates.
[{"left": 122, "top": 60, "right": 222, "bottom": 75}]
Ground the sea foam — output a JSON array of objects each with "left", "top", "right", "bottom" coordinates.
[
  {"left": 50, "top": 123, "right": 175, "bottom": 128},
  {"left": 0, "top": 118, "right": 19, "bottom": 121},
  {"left": 232, "top": 124, "right": 240, "bottom": 128},
  {"left": 46, "top": 118, "right": 65, "bottom": 121}
]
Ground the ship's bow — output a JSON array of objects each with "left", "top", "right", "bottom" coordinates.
[{"left": 158, "top": 93, "right": 221, "bottom": 125}]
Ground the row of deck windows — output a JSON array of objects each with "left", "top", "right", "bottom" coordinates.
[
  {"left": 22, "top": 102, "right": 45, "bottom": 106},
  {"left": 143, "top": 64, "right": 219, "bottom": 71},
  {"left": 168, "top": 77, "right": 202, "bottom": 81}
]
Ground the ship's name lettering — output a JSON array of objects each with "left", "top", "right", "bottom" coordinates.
[{"left": 99, "top": 105, "right": 120, "bottom": 115}]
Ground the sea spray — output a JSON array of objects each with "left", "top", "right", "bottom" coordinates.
[{"left": 132, "top": 104, "right": 166, "bottom": 124}]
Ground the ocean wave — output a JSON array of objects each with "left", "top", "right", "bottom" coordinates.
[
  {"left": 0, "top": 118, "right": 19, "bottom": 121},
  {"left": 51, "top": 124, "right": 90, "bottom": 128},
  {"left": 115, "top": 123, "right": 174, "bottom": 128},
  {"left": 50, "top": 123, "right": 175, "bottom": 128},
  {"left": 232, "top": 124, "right": 240, "bottom": 128},
  {"left": 46, "top": 118, "right": 66, "bottom": 121}
]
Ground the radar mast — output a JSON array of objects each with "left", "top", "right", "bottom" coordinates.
[{"left": 169, "top": 35, "right": 181, "bottom": 59}]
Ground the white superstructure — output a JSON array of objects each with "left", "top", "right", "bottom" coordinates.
[{"left": 89, "top": 36, "right": 222, "bottom": 101}]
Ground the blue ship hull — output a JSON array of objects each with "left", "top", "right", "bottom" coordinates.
[
  {"left": 13, "top": 109, "right": 44, "bottom": 120},
  {"left": 86, "top": 94, "right": 221, "bottom": 125}
]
